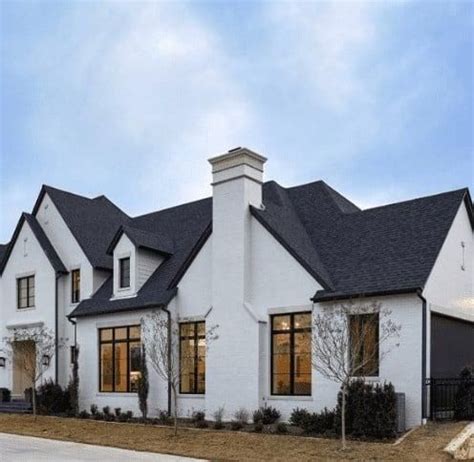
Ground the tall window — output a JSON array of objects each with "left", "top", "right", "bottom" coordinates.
[
  {"left": 349, "top": 313, "right": 379, "bottom": 377},
  {"left": 17, "top": 276, "right": 35, "bottom": 309},
  {"left": 119, "top": 257, "right": 130, "bottom": 288},
  {"left": 271, "top": 312, "right": 311, "bottom": 396},
  {"left": 99, "top": 325, "right": 141, "bottom": 392},
  {"left": 71, "top": 269, "right": 81, "bottom": 303},
  {"left": 179, "top": 321, "right": 206, "bottom": 394}
]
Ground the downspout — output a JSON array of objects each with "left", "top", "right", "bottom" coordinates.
[
  {"left": 417, "top": 290, "right": 427, "bottom": 421},
  {"left": 161, "top": 306, "right": 172, "bottom": 417},
  {"left": 54, "top": 272, "right": 65, "bottom": 385}
]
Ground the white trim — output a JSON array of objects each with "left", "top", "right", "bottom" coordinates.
[
  {"left": 15, "top": 270, "right": 35, "bottom": 279},
  {"left": 267, "top": 304, "right": 313, "bottom": 315},
  {"left": 6, "top": 321, "right": 44, "bottom": 329},
  {"left": 244, "top": 302, "right": 265, "bottom": 323},
  {"left": 95, "top": 318, "right": 143, "bottom": 329},
  {"left": 178, "top": 394, "right": 205, "bottom": 399}
]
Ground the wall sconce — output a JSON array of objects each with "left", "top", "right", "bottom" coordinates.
[
  {"left": 42, "top": 355, "right": 50, "bottom": 367},
  {"left": 0, "top": 357, "right": 5, "bottom": 368}
]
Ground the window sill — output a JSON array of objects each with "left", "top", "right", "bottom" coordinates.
[
  {"left": 16, "top": 307, "right": 36, "bottom": 312},
  {"left": 267, "top": 395, "right": 313, "bottom": 402},
  {"left": 178, "top": 394, "right": 205, "bottom": 399},
  {"left": 96, "top": 392, "right": 137, "bottom": 397}
]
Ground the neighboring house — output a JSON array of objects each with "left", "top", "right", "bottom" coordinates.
[{"left": 0, "top": 148, "right": 472, "bottom": 429}]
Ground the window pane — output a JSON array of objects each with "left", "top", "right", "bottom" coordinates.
[
  {"left": 197, "top": 322, "right": 205, "bottom": 337},
  {"left": 273, "top": 374, "right": 291, "bottom": 394},
  {"left": 294, "top": 332, "right": 311, "bottom": 354},
  {"left": 272, "top": 315, "right": 291, "bottom": 331},
  {"left": 180, "top": 323, "right": 195, "bottom": 338},
  {"left": 28, "top": 276, "right": 35, "bottom": 289},
  {"left": 129, "top": 326, "right": 141, "bottom": 340},
  {"left": 115, "top": 327, "right": 127, "bottom": 340},
  {"left": 180, "top": 374, "right": 193, "bottom": 393},
  {"left": 294, "top": 313, "right": 311, "bottom": 329},
  {"left": 272, "top": 333, "right": 290, "bottom": 354},
  {"left": 129, "top": 342, "right": 141, "bottom": 392},
  {"left": 115, "top": 343, "right": 128, "bottom": 392},
  {"left": 100, "top": 329, "right": 113, "bottom": 342},
  {"left": 100, "top": 344, "right": 113, "bottom": 392},
  {"left": 120, "top": 258, "right": 130, "bottom": 288},
  {"left": 294, "top": 375, "right": 311, "bottom": 395}
]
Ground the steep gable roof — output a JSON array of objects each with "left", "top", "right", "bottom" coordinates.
[
  {"left": 0, "top": 213, "right": 67, "bottom": 275},
  {"left": 106, "top": 225, "right": 174, "bottom": 256},
  {"left": 32, "top": 185, "right": 131, "bottom": 270}
]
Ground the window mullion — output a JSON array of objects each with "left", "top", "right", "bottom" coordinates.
[
  {"left": 194, "top": 323, "right": 198, "bottom": 394},
  {"left": 290, "top": 314, "right": 295, "bottom": 395}
]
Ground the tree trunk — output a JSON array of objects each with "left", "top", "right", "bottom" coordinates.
[
  {"left": 172, "top": 386, "right": 178, "bottom": 436},
  {"left": 32, "top": 384, "right": 37, "bottom": 419},
  {"left": 341, "top": 383, "right": 347, "bottom": 451}
]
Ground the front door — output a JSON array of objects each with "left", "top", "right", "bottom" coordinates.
[{"left": 12, "top": 341, "right": 35, "bottom": 398}]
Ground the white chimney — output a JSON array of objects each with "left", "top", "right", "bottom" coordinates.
[{"left": 206, "top": 147, "right": 267, "bottom": 417}]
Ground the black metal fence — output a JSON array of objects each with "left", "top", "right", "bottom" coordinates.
[{"left": 425, "top": 377, "right": 474, "bottom": 420}]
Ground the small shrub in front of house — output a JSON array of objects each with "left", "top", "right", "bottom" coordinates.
[
  {"left": 276, "top": 422, "right": 288, "bottom": 434},
  {"left": 253, "top": 406, "right": 281, "bottom": 425},
  {"left": 192, "top": 410, "right": 208, "bottom": 428},
  {"left": 125, "top": 410, "right": 134, "bottom": 421},
  {"left": 289, "top": 407, "right": 311, "bottom": 427},
  {"left": 213, "top": 406, "right": 225, "bottom": 429},
  {"left": 114, "top": 408, "right": 122, "bottom": 418},
  {"left": 230, "top": 407, "right": 249, "bottom": 430},
  {"left": 78, "top": 410, "right": 90, "bottom": 419},
  {"left": 454, "top": 367, "right": 474, "bottom": 421},
  {"left": 335, "top": 380, "right": 397, "bottom": 439},
  {"left": 90, "top": 404, "right": 98, "bottom": 416},
  {"left": 0, "top": 388, "right": 11, "bottom": 403},
  {"left": 253, "top": 422, "right": 264, "bottom": 433},
  {"left": 36, "top": 379, "right": 70, "bottom": 415},
  {"left": 157, "top": 410, "right": 171, "bottom": 425}
]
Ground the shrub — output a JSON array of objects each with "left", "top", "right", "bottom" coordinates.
[
  {"left": 90, "top": 404, "right": 98, "bottom": 416},
  {"left": 114, "top": 408, "right": 122, "bottom": 418},
  {"left": 289, "top": 407, "right": 311, "bottom": 427},
  {"left": 0, "top": 388, "right": 11, "bottom": 403},
  {"left": 299, "top": 408, "right": 335, "bottom": 435},
  {"left": 78, "top": 410, "right": 90, "bottom": 419},
  {"left": 454, "top": 367, "right": 474, "bottom": 421},
  {"left": 93, "top": 412, "right": 104, "bottom": 421},
  {"left": 335, "top": 380, "right": 397, "bottom": 439},
  {"left": 158, "top": 410, "right": 171, "bottom": 425},
  {"left": 36, "top": 380, "right": 70, "bottom": 415},
  {"left": 125, "top": 410, "right": 134, "bottom": 421},
  {"left": 253, "top": 406, "right": 280, "bottom": 424},
  {"left": 102, "top": 406, "right": 111, "bottom": 416},
  {"left": 276, "top": 422, "right": 288, "bottom": 434},
  {"left": 230, "top": 421, "right": 243, "bottom": 431},
  {"left": 254, "top": 422, "right": 264, "bottom": 433},
  {"left": 213, "top": 406, "right": 225, "bottom": 429},
  {"left": 192, "top": 410, "right": 206, "bottom": 423},
  {"left": 233, "top": 407, "right": 249, "bottom": 425}
]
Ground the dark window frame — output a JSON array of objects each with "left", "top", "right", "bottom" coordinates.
[
  {"left": 70, "top": 345, "right": 77, "bottom": 365},
  {"left": 98, "top": 325, "right": 141, "bottom": 393},
  {"left": 119, "top": 257, "right": 131, "bottom": 288},
  {"left": 349, "top": 313, "right": 380, "bottom": 377},
  {"left": 17, "top": 275, "right": 35, "bottom": 309},
  {"left": 270, "top": 311, "right": 312, "bottom": 396},
  {"left": 71, "top": 269, "right": 81, "bottom": 304},
  {"left": 179, "top": 321, "right": 206, "bottom": 395}
]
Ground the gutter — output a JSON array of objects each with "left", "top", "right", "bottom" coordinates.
[{"left": 312, "top": 286, "right": 421, "bottom": 303}]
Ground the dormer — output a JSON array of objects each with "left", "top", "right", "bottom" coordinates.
[{"left": 107, "top": 226, "right": 173, "bottom": 298}]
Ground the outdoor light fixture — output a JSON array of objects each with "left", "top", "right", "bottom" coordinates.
[
  {"left": 0, "top": 357, "right": 5, "bottom": 368},
  {"left": 42, "top": 355, "right": 50, "bottom": 367}
]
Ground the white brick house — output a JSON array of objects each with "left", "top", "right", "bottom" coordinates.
[{"left": 0, "top": 148, "right": 472, "bottom": 429}]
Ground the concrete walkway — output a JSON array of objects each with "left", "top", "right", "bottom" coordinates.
[{"left": 0, "top": 432, "right": 206, "bottom": 462}]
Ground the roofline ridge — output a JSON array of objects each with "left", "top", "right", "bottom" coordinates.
[{"left": 132, "top": 196, "right": 212, "bottom": 220}]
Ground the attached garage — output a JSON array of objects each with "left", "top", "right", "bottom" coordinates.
[{"left": 431, "top": 313, "right": 474, "bottom": 378}]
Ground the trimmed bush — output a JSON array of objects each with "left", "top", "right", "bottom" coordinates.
[
  {"left": 289, "top": 407, "right": 310, "bottom": 427},
  {"left": 213, "top": 406, "right": 225, "bottom": 430},
  {"left": 90, "top": 404, "right": 98, "bottom": 416},
  {"left": 114, "top": 408, "right": 122, "bottom": 418},
  {"left": 230, "top": 420, "right": 243, "bottom": 431},
  {"left": 454, "top": 367, "right": 474, "bottom": 420},
  {"left": 295, "top": 408, "right": 335, "bottom": 435},
  {"left": 37, "top": 380, "right": 70, "bottom": 415},
  {"left": 254, "top": 422, "right": 264, "bottom": 433},
  {"left": 276, "top": 422, "right": 288, "bottom": 434},
  {"left": 0, "top": 388, "right": 11, "bottom": 403},
  {"left": 158, "top": 410, "right": 171, "bottom": 425},
  {"left": 78, "top": 410, "right": 90, "bottom": 419},
  {"left": 335, "top": 380, "right": 397, "bottom": 439},
  {"left": 253, "top": 406, "right": 280, "bottom": 425}
]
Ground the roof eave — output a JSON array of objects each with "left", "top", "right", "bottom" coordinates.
[{"left": 312, "top": 287, "right": 422, "bottom": 303}]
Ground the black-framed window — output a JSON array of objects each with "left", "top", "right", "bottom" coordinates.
[
  {"left": 349, "top": 313, "right": 379, "bottom": 377},
  {"left": 99, "top": 325, "right": 141, "bottom": 392},
  {"left": 271, "top": 312, "right": 311, "bottom": 396},
  {"left": 179, "top": 321, "right": 206, "bottom": 394},
  {"left": 71, "top": 269, "right": 81, "bottom": 303},
  {"left": 119, "top": 257, "right": 130, "bottom": 288},
  {"left": 17, "top": 276, "right": 35, "bottom": 309}
]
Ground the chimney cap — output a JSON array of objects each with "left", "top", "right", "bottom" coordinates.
[{"left": 208, "top": 147, "right": 267, "bottom": 171}]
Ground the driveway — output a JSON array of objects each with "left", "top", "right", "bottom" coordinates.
[{"left": 0, "top": 432, "right": 206, "bottom": 462}]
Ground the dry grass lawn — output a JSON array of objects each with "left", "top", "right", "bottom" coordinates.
[{"left": 0, "top": 414, "right": 466, "bottom": 461}]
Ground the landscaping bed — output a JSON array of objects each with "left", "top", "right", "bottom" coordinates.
[{"left": 0, "top": 414, "right": 467, "bottom": 461}]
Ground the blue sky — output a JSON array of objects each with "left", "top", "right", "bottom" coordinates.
[{"left": 1, "top": 1, "right": 472, "bottom": 243}]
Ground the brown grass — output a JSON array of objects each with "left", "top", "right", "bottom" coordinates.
[{"left": 0, "top": 414, "right": 466, "bottom": 461}]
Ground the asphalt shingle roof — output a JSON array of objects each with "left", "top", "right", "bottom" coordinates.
[
  {"left": 33, "top": 186, "right": 132, "bottom": 270},
  {"left": 0, "top": 178, "right": 465, "bottom": 316}
]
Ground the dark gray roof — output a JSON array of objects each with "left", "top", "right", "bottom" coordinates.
[
  {"left": 47, "top": 180, "right": 471, "bottom": 317},
  {"left": 70, "top": 198, "right": 212, "bottom": 317},
  {"left": 106, "top": 225, "right": 174, "bottom": 256},
  {"left": 0, "top": 213, "right": 67, "bottom": 274},
  {"left": 0, "top": 243, "right": 9, "bottom": 267},
  {"left": 32, "top": 186, "right": 131, "bottom": 270}
]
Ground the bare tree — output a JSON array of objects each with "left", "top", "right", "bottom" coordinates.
[
  {"left": 141, "top": 311, "right": 218, "bottom": 435},
  {"left": 311, "top": 301, "right": 401, "bottom": 450},
  {"left": 1, "top": 327, "right": 63, "bottom": 417}
]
